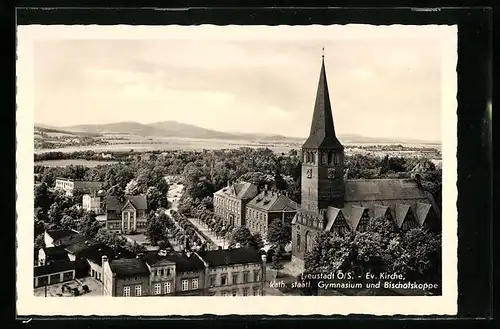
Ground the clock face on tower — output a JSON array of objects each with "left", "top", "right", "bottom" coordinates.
[
  {"left": 327, "top": 169, "right": 336, "bottom": 179},
  {"left": 306, "top": 169, "right": 312, "bottom": 178}
]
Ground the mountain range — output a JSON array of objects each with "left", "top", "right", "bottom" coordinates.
[{"left": 34, "top": 121, "right": 440, "bottom": 145}]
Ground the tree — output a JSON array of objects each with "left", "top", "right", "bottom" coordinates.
[
  {"left": 107, "top": 184, "right": 125, "bottom": 198},
  {"left": 125, "top": 179, "right": 140, "bottom": 195},
  {"left": 34, "top": 182, "right": 53, "bottom": 213},
  {"left": 34, "top": 233, "right": 45, "bottom": 250},
  {"left": 229, "top": 226, "right": 255, "bottom": 248},
  {"left": 267, "top": 218, "right": 292, "bottom": 251},
  {"left": 77, "top": 211, "right": 100, "bottom": 238},
  {"left": 145, "top": 186, "right": 162, "bottom": 211},
  {"left": 60, "top": 215, "right": 77, "bottom": 230},
  {"left": 270, "top": 248, "right": 284, "bottom": 271},
  {"left": 250, "top": 232, "right": 265, "bottom": 250},
  {"left": 145, "top": 213, "right": 168, "bottom": 246}
]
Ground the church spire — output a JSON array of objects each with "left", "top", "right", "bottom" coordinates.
[{"left": 302, "top": 54, "right": 343, "bottom": 150}]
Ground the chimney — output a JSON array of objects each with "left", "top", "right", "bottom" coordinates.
[
  {"left": 264, "top": 184, "right": 268, "bottom": 191},
  {"left": 415, "top": 174, "right": 422, "bottom": 188},
  {"left": 102, "top": 255, "right": 108, "bottom": 265}
]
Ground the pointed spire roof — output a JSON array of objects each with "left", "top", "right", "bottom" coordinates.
[{"left": 302, "top": 55, "right": 343, "bottom": 150}]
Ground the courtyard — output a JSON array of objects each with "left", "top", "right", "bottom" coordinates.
[{"left": 34, "top": 276, "right": 103, "bottom": 297}]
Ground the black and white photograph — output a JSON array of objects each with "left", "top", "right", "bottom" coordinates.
[{"left": 16, "top": 24, "right": 457, "bottom": 315}]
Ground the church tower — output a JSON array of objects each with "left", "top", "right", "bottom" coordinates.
[{"left": 301, "top": 54, "right": 345, "bottom": 212}]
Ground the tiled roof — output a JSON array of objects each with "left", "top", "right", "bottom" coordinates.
[
  {"left": 302, "top": 58, "right": 343, "bottom": 150},
  {"left": 214, "top": 182, "right": 258, "bottom": 200},
  {"left": 79, "top": 245, "right": 136, "bottom": 265},
  {"left": 324, "top": 207, "right": 341, "bottom": 231},
  {"left": 57, "top": 233, "right": 86, "bottom": 248},
  {"left": 106, "top": 194, "right": 147, "bottom": 211},
  {"left": 201, "top": 247, "right": 262, "bottom": 267},
  {"left": 373, "top": 205, "right": 391, "bottom": 220},
  {"left": 247, "top": 191, "right": 298, "bottom": 212},
  {"left": 142, "top": 251, "right": 205, "bottom": 272},
  {"left": 42, "top": 246, "right": 69, "bottom": 262},
  {"left": 109, "top": 258, "right": 150, "bottom": 277},
  {"left": 46, "top": 229, "right": 79, "bottom": 241},
  {"left": 34, "top": 259, "right": 88, "bottom": 277},
  {"left": 65, "top": 239, "right": 101, "bottom": 254}
]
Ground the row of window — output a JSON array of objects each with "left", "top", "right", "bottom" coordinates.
[
  {"left": 247, "top": 209, "right": 267, "bottom": 222},
  {"left": 153, "top": 282, "right": 172, "bottom": 295},
  {"left": 220, "top": 287, "right": 261, "bottom": 296},
  {"left": 214, "top": 197, "right": 241, "bottom": 213},
  {"left": 123, "top": 285, "right": 143, "bottom": 297},
  {"left": 303, "top": 151, "right": 341, "bottom": 165},
  {"left": 152, "top": 268, "right": 172, "bottom": 277},
  {"left": 248, "top": 221, "right": 267, "bottom": 237},
  {"left": 208, "top": 270, "right": 260, "bottom": 287}
]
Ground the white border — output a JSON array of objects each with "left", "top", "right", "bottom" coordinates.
[{"left": 16, "top": 24, "right": 458, "bottom": 316}]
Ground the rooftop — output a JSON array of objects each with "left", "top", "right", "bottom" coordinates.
[
  {"left": 79, "top": 245, "right": 136, "bottom": 265},
  {"left": 45, "top": 229, "right": 79, "bottom": 241},
  {"left": 247, "top": 190, "right": 298, "bottom": 212},
  {"left": 108, "top": 258, "right": 150, "bottom": 277},
  {"left": 34, "top": 259, "right": 88, "bottom": 277},
  {"left": 201, "top": 247, "right": 262, "bottom": 267},
  {"left": 65, "top": 239, "right": 102, "bottom": 255},
  {"left": 106, "top": 194, "right": 147, "bottom": 211},
  {"left": 214, "top": 182, "right": 258, "bottom": 200},
  {"left": 142, "top": 251, "right": 205, "bottom": 272}
]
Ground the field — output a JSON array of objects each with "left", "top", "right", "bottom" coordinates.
[{"left": 34, "top": 159, "right": 118, "bottom": 167}]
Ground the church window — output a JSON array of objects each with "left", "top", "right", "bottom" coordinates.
[
  {"left": 296, "top": 232, "right": 301, "bottom": 252},
  {"left": 328, "top": 152, "right": 333, "bottom": 164}
]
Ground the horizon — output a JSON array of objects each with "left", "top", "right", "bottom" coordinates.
[
  {"left": 34, "top": 119, "right": 441, "bottom": 143},
  {"left": 21, "top": 25, "right": 457, "bottom": 143}
]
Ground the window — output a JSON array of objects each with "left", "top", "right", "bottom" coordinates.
[
  {"left": 232, "top": 290, "right": 238, "bottom": 296},
  {"left": 192, "top": 278, "right": 199, "bottom": 290},
  {"left": 254, "top": 270, "right": 260, "bottom": 282},
  {"left": 153, "top": 283, "right": 161, "bottom": 295},
  {"left": 160, "top": 269, "right": 164, "bottom": 276},
  {"left": 209, "top": 275, "right": 216, "bottom": 287},
  {"left": 231, "top": 272, "right": 239, "bottom": 284},
  {"left": 181, "top": 279, "right": 189, "bottom": 291},
  {"left": 135, "top": 285, "right": 142, "bottom": 296},
  {"left": 242, "top": 288, "right": 249, "bottom": 296},
  {"left": 243, "top": 271, "right": 249, "bottom": 283},
  {"left": 221, "top": 291, "right": 228, "bottom": 297},
  {"left": 166, "top": 268, "right": 171, "bottom": 276},
  {"left": 164, "top": 282, "right": 171, "bottom": 294},
  {"left": 253, "top": 287, "right": 260, "bottom": 296},
  {"left": 123, "top": 286, "right": 130, "bottom": 297},
  {"left": 221, "top": 274, "right": 228, "bottom": 286}
]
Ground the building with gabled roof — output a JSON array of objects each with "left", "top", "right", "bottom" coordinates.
[
  {"left": 245, "top": 188, "right": 298, "bottom": 238},
  {"left": 105, "top": 194, "right": 148, "bottom": 234},
  {"left": 213, "top": 181, "right": 258, "bottom": 227},
  {"left": 291, "top": 55, "right": 442, "bottom": 269},
  {"left": 44, "top": 229, "right": 83, "bottom": 248},
  {"left": 55, "top": 177, "right": 102, "bottom": 197}
]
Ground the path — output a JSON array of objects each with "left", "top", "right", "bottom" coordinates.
[{"left": 187, "top": 217, "right": 228, "bottom": 249}]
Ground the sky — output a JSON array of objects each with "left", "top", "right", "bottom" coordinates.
[{"left": 21, "top": 25, "right": 456, "bottom": 142}]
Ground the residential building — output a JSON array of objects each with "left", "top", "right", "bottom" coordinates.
[
  {"left": 213, "top": 182, "right": 258, "bottom": 227},
  {"left": 245, "top": 188, "right": 298, "bottom": 238},
  {"left": 142, "top": 250, "right": 206, "bottom": 296},
  {"left": 105, "top": 195, "right": 148, "bottom": 234},
  {"left": 291, "top": 56, "right": 442, "bottom": 269},
  {"left": 54, "top": 177, "right": 102, "bottom": 197},
  {"left": 82, "top": 190, "right": 106, "bottom": 214},
  {"left": 44, "top": 229, "right": 84, "bottom": 248},
  {"left": 199, "top": 247, "right": 266, "bottom": 297},
  {"left": 102, "top": 257, "right": 151, "bottom": 297}
]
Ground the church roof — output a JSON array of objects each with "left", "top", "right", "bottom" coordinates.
[
  {"left": 346, "top": 205, "right": 367, "bottom": 231},
  {"left": 414, "top": 202, "right": 433, "bottom": 226},
  {"left": 394, "top": 204, "right": 412, "bottom": 228},
  {"left": 302, "top": 57, "right": 343, "bottom": 150},
  {"left": 344, "top": 179, "right": 429, "bottom": 202}
]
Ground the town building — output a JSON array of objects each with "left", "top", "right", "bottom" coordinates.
[
  {"left": 142, "top": 250, "right": 206, "bottom": 296},
  {"left": 54, "top": 177, "right": 102, "bottom": 197},
  {"left": 245, "top": 188, "right": 298, "bottom": 238},
  {"left": 105, "top": 194, "right": 148, "bottom": 234},
  {"left": 291, "top": 56, "right": 442, "bottom": 269},
  {"left": 37, "top": 245, "right": 69, "bottom": 266},
  {"left": 82, "top": 190, "right": 106, "bottom": 214},
  {"left": 102, "top": 257, "right": 151, "bottom": 297},
  {"left": 199, "top": 247, "right": 266, "bottom": 297},
  {"left": 213, "top": 182, "right": 258, "bottom": 227}
]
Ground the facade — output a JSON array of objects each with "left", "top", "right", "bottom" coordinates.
[
  {"left": 245, "top": 189, "right": 298, "bottom": 238},
  {"left": 213, "top": 182, "right": 258, "bottom": 227},
  {"left": 82, "top": 190, "right": 106, "bottom": 214},
  {"left": 291, "top": 56, "right": 442, "bottom": 268},
  {"left": 55, "top": 177, "right": 102, "bottom": 197},
  {"left": 37, "top": 246, "right": 69, "bottom": 266},
  {"left": 102, "top": 257, "right": 151, "bottom": 297},
  {"left": 34, "top": 259, "right": 88, "bottom": 288},
  {"left": 105, "top": 195, "right": 148, "bottom": 234},
  {"left": 199, "top": 247, "right": 266, "bottom": 297}
]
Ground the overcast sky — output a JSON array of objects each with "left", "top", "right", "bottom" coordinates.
[{"left": 23, "top": 25, "right": 456, "bottom": 142}]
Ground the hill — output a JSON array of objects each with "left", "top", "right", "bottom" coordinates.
[{"left": 35, "top": 121, "right": 439, "bottom": 145}]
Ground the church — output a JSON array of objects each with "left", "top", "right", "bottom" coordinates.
[{"left": 291, "top": 55, "right": 441, "bottom": 269}]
